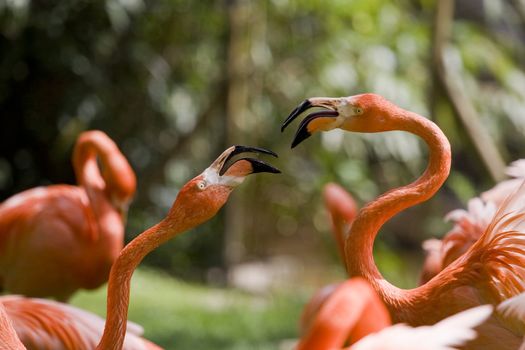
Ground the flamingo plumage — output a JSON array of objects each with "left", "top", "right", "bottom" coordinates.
[
  {"left": 296, "top": 278, "right": 492, "bottom": 350},
  {"left": 0, "top": 130, "right": 136, "bottom": 301},
  {"left": 282, "top": 93, "right": 525, "bottom": 349},
  {"left": 0, "top": 295, "right": 160, "bottom": 350},
  {"left": 420, "top": 159, "right": 525, "bottom": 284},
  {"left": 0, "top": 145, "right": 280, "bottom": 350}
]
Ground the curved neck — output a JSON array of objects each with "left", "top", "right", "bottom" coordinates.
[
  {"left": 344, "top": 111, "right": 451, "bottom": 304},
  {"left": 96, "top": 204, "right": 194, "bottom": 349},
  {"left": 73, "top": 132, "right": 135, "bottom": 205}
]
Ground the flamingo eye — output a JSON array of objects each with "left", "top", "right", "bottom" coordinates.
[
  {"left": 354, "top": 107, "right": 363, "bottom": 115},
  {"left": 197, "top": 181, "right": 207, "bottom": 190}
]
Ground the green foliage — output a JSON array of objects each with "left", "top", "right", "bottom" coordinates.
[
  {"left": 71, "top": 268, "right": 304, "bottom": 350},
  {"left": 1, "top": 0, "right": 525, "bottom": 287}
]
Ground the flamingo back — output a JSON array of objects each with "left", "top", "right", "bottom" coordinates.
[{"left": 0, "top": 296, "right": 158, "bottom": 350}]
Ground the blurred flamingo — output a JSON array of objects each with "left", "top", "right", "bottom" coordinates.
[
  {"left": 0, "top": 295, "right": 160, "bottom": 350},
  {"left": 298, "top": 183, "right": 357, "bottom": 334},
  {"left": 323, "top": 183, "right": 358, "bottom": 261},
  {"left": 419, "top": 159, "right": 525, "bottom": 284},
  {"left": 0, "top": 145, "right": 280, "bottom": 350},
  {"left": 296, "top": 277, "right": 492, "bottom": 350},
  {"left": 282, "top": 93, "right": 525, "bottom": 349},
  {"left": 0, "top": 130, "right": 136, "bottom": 301}
]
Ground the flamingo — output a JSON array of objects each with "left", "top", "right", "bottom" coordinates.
[
  {"left": 0, "top": 130, "right": 136, "bottom": 301},
  {"left": 298, "top": 183, "right": 357, "bottom": 334},
  {"left": 296, "top": 277, "right": 493, "bottom": 350},
  {"left": 282, "top": 93, "right": 525, "bottom": 349},
  {"left": 0, "top": 145, "right": 280, "bottom": 350},
  {"left": 419, "top": 159, "right": 525, "bottom": 284}
]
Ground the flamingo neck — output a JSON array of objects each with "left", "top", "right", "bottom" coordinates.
[
  {"left": 96, "top": 204, "right": 195, "bottom": 350},
  {"left": 344, "top": 110, "right": 451, "bottom": 306},
  {"left": 73, "top": 132, "right": 135, "bottom": 211}
]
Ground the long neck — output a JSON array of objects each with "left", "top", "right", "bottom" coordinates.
[
  {"left": 344, "top": 111, "right": 451, "bottom": 305},
  {"left": 73, "top": 132, "right": 135, "bottom": 206},
  {"left": 96, "top": 205, "right": 193, "bottom": 349}
]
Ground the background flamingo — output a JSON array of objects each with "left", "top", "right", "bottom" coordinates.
[
  {"left": 0, "top": 295, "right": 159, "bottom": 350},
  {"left": 323, "top": 183, "right": 358, "bottom": 262},
  {"left": 282, "top": 93, "right": 525, "bottom": 349},
  {"left": 296, "top": 277, "right": 492, "bottom": 350},
  {"left": 298, "top": 183, "right": 357, "bottom": 334},
  {"left": 0, "top": 145, "right": 279, "bottom": 350},
  {"left": 0, "top": 130, "right": 136, "bottom": 301}
]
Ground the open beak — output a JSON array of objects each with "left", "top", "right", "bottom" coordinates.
[
  {"left": 281, "top": 97, "right": 340, "bottom": 148},
  {"left": 208, "top": 145, "right": 280, "bottom": 184}
]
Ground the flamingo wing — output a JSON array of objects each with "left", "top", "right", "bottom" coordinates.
[
  {"left": 420, "top": 159, "right": 525, "bottom": 285},
  {"left": 0, "top": 296, "right": 160, "bottom": 350},
  {"left": 348, "top": 305, "right": 493, "bottom": 350},
  {"left": 456, "top": 181, "right": 525, "bottom": 305}
]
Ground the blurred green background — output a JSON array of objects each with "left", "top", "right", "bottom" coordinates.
[{"left": 1, "top": 0, "right": 525, "bottom": 348}]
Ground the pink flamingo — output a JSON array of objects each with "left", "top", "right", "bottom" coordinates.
[
  {"left": 297, "top": 278, "right": 492, "bottom": 350},
  {"left": 0, "top": 145, "right": 279, "bottom": 350},
  {"left": 0, "top": 130, "right": 136, "bottom": 301},
  {"left": 282, "top": 93, "right": 525, "bottom": 349}
]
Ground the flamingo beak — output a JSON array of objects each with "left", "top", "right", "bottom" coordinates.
[
  {"left": 204, "top": 145, "right": 280, "bottom": 187},
  {"left": 281, "top": 97, "right": 341, "bottom": 148}
]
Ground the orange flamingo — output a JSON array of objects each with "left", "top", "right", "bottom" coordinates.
[
  {"left": 0, "top": 145, "right": 280, "bottom": 350},
  {"left": 419, "top": 159, "right": 525, "bottom": 284},
  {"left": 282, "top": 93, "right": 525, "bottom": 349},
  {"left": 0, "top": 130, "right": 136, "bottom": 301},
  {"left": 297, "top": 278, "right": 492, "bottom": 350},
  {"left": 298, "top": 183, "right": 357, "bottom": 334}
]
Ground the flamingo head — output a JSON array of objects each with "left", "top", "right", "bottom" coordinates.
[
  {"left": 281, "top": 93, "right": 403, "bottom": 148},
  {"left": 168, "top": 145, "right": 280, "bottom": 226}
]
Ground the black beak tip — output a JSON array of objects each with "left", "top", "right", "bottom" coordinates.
[
  {"left": 232, "top": 145, "right": 278, "bottom": 158},
  {"left": 281, "top": 99, "right": 312, "bottom": 132},
  {"left": 248, "top": 158, "right": 281, "bottom": 174},
  {"left": 290, "top": 126, "right": 312, "bottom": 148}
]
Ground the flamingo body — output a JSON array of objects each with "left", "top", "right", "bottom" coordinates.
[
  {"left": 283, "top": 93, "right": 525, "bottom": 349},
  {"left": 0, "top": 296, "right": 160, "bottom": 350},
  {"left": 0, "top": 131, "right": 136, "bottom": 301}
]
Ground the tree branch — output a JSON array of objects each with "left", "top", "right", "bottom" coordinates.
[{"left": 432, "top": 0, "right": 506, "bottom": 182}]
